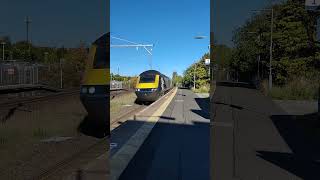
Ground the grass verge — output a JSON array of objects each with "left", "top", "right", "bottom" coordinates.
[
  {"left": 261, "top": 78, "right": 319, "bottom": 100},
  {"left": 110, "top": 92, "right": 137, "bottom": 120},
  {"left": 192, "top": 85, "right": 210, "bottom": 93}
]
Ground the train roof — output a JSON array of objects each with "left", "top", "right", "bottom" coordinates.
[
  {"left": 93, "top": 32, "right": 109, "bottom": 46},
  {"left": 139, "top": 70, "right": 170, "bottom": 79}
]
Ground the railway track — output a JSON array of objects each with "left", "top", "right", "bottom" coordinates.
[
  {"left": 111, "top": 105, "right": 146, "bottom": 127},
  {"left": 1, "top": 88, "right": 137, "bottom": 179},
  {"left": 0, "top": 90, "right": 80, "bottom": 108},
  {"left": 0, "top": 88, "right": 131, "bottom": 108},
  {"left": 30, "top": 137, "right": 108, "bottom": 180},
  {"left": 34, "top": 89, "right": 138, "bottom": 179},
  {"left": 110, "top": 89, "right": 133, "bottom": 99}
]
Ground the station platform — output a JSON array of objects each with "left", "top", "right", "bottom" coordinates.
[{"left": 109, "top": 87, "right": 210, "bottom": 180}]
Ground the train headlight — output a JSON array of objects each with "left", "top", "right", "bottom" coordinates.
[
  {"left": 136, "top": 89, "right": 140, "bottom": 92},
  {"left": 88, "top": 87, "right": 96, "bottom": 94},
  {"left": 151, "top": 88, "right": 157, "bottom": 92},
  {"left": 81, "top": 87, "right": 87, "bottom": 94}
]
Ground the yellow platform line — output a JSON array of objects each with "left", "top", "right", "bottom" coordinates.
[{"left": 110, "top": 87, "right": 177, "bottom": 180}]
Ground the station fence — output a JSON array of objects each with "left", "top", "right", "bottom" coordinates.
[
  {"left": 0, "top": 60, "right": 43, "bottom": 87},
  {"left": 0, "top": 60, "right": 83, "bottom": 90},
  {"left": 110, "top": 80, "right": 135, "bottom": 90}
]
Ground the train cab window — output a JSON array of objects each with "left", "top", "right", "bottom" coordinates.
[
  {"left": 92, "top": 33, "right": 109, "bottom": 69},
  {"left": 93, "top": 45, "right": 107, "bottom": 69},
  {"left": 139, "top": 74, "right": 156, "bottom": 83}
]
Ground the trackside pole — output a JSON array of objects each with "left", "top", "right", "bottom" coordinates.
[
  {"left": 76, "top": 169, "right": 83, "bottom": 180},
  {"left": 318, "top": 86, "right": 320, "bottom": 120}
]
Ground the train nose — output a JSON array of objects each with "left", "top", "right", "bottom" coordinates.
[
  {"left": 135, "top": 89, "right": 159, "bottom": 102},
  {"left": 80, "top": 85, "right": 109, "bottom": 137}
]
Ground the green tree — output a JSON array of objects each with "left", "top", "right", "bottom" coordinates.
[
  {"left": 182, "top": 53, "right": 210, "bottom": 88},
  {"left": 230, "top": 0, "right": 319, "bottom": 85},
  {"left": 172, "top": 71, "right": 183, "bottom": 87}
]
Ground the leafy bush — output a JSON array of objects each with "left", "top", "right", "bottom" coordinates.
[
  {"left": 193, "top": 84, "right": 210, "bottom": 93},
  {"left": 183, "top": 53, "right": 210, "bottom": 88},
  {"left": 0, "top": 136, "right": 8, "bottom": 145},
  {"left": 33, "top": 128, "right": 48, "bottom": 138},
  {"left": 261, "top": 75, "right": 319, "bottom": 100}
]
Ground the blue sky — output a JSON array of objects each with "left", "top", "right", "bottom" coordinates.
[
  {"left": 0, "top": 0, "right": 271, "bottom": 77},
  {"left": 111, "top": 0, "right": 210, "bottom": 77},
  {"left": 0, "top": 0, "right": 107, "bottom": 47},
  {"left": 111, "top": 0, "right": 271, "bottom": 77},
  {"left": 212, "top": 0, "right": 271, "bottom": 46}
]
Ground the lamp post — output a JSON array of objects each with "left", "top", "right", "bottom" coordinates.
[
  {"left": 60, "top": 58, "right": 63, "bottom": 89},
  {"left": 257, "top": 34, "right": 261, "bottom": 80},
  {"left": 194, "top": 61, "right": 196, "bottom": 89},
  {"left": 193, "top": 35, "right": 208, "bottom": 89},
  {"left": 252, "top": 8, "right": 274, "bottom": 90},
  {"left": 0, "top": 40, "right": 3, "bottom": 85},
  {"left": 1, "top": 42, "right": 6, "bottom": 60}
]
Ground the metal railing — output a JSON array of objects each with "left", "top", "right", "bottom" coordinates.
[
  {"left": 110, "top": 80, "right": 123, "bottom": 90},
  {"left": 110, "top": 80, "right": 135, "bottom": 90},
  {"left": 0, "top": 60, "right": 45, "bottom": 88}
]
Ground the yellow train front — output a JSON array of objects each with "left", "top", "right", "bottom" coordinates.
[
  {"left": 80, "top": 33, "right": 109, "bottom": 138},
  {"left": 135, "top": 70, "right": 171, "bottom": 103}
]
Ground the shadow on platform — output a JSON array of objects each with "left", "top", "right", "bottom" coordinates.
[
  {"left": 112, "top": 119, "right": 210, "bottom": 180},
  {"left": 177, "top": 93, "right": 186, "bottom": 96},
  {"left": 134, "top": 116, "right": 176, "bottom": 121},
  {"left": 178, "top": 87, "right": 190, "bottom": 90},
  {"left": 257, "top": 113, "right": 320, "bottom": 180},
  {"left": 192, "top": 97, "right": 210, "bottom": 119}
]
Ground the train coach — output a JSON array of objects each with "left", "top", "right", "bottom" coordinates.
[
  {"left": 80, "top": 33, "right": 109, "bottom": 138},
  {"left": 135, "top": 70, "right": 172, "bottom": 103}
]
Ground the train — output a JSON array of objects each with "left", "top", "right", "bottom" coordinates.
[
  {"left": 79, "top": 33, "right": 109, "bottom": 138},
  {"left": 135, "top": 70, "right": 172, "bottom": 103}
]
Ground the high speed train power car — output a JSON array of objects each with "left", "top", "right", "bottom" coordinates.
[
  {"left": 80, "top": 33, "right": 109, "bottom": 138},
  {"left": 135, "top": 70, "right": 172, "bottom": 102}
]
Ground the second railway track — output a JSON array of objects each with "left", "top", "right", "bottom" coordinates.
[
  {"left": 110, "top": 89, "right": 133, "bottom": 99},
  {"left": 30, "top": 137, "right": 108, "bottom": 180},
  {"left": 0, "top": 88, "right": 133, "bottom": 108},
  {"left": 0, "top": 90, "right": 80, "bottom": 108},
  {"left": 111, "top": 105, "right": 146, "bottom": 128}
]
